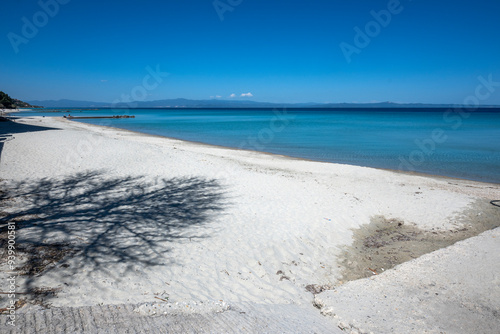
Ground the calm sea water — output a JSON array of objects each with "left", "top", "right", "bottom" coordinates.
[{"left": 14, "top": 108, "right": 500, "bottom": 183}]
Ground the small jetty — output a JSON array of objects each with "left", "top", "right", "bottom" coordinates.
[{"left": 64, "top": 115, "right": 135, "bottom": 119}]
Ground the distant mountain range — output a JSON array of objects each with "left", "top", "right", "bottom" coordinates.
[{"left": 26, "top": 98, "right": 500, "bottom": 109}]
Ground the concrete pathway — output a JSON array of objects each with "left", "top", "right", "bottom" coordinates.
[{"left": 0, "top": 302, "right": 341, "bottom": 333}]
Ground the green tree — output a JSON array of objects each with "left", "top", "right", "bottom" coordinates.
[{"left": 0, "top": 91, "right": 16, "bottom": 109}]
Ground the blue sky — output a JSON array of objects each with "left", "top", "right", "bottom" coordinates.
[{"left": 1, "top": 0, "right": 500, "bottom": 104}]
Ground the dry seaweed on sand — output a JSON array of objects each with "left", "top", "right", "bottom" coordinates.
[{"left": 338, "top": 199, "right": 500, "bottom": 282}]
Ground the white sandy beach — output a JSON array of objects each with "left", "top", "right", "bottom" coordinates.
[{"left": 1, "top": 116, "right": 499, "bottom": 332}]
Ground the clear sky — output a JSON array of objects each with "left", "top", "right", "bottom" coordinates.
[{"left": 1, "top": 0, "right": 500, "bottom": 104}]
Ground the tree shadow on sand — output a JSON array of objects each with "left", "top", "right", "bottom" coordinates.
[
  {"left": 0, "top": 171, "right": 227, "bottom": 301},
  {"left": 0, "top": 117, "right": 60, "bottom": 163}
]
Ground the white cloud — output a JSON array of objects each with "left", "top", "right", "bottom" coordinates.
[
  {"left": 240, "top": 92, "right": 253, "bottom": 97},
  {"left": 100, "top": 79, "right": 108, "bottom": 82},
  {"left": 229, "top": 93, "right": 236, "bottom": 98},
  {"left": 216, "top": 95, "right": 222, "bottom": 98}
]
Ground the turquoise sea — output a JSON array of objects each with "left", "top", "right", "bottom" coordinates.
[{"left": 13, "top": 108, "right": 500, "bottom": 183}]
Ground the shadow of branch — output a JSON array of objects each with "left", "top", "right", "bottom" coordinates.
[{"left": 1, "top": 171, "right": 227, "bottom": 296}]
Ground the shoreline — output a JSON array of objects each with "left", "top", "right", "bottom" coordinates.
[
  {"left": 1, "top": 115, "right": 500, "bottom": 332},
  {"left": 59, "top": 116, "right": 499, "bottom": 186},
  {"left": 8, "top": 110, "right": 500, "bottom": 184}
]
